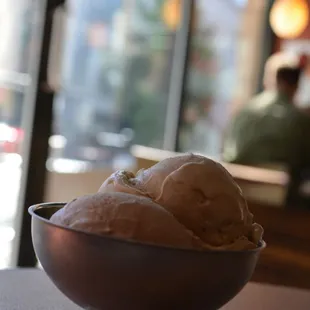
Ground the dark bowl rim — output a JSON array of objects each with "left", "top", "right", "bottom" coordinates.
[{"left": 29, "top": 202, "right": 266, "bottom": 255}]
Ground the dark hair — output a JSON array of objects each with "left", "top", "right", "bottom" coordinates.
[{"left": 276, "top": 67, "right": 302, "bottom": 86}]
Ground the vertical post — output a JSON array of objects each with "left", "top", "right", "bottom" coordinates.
[
  {"left": 15, "top": 0, "right": 65, "bottom": 268},
  {"left": 256, "top": 0, "right": 276, "bottom": 93},
  {"left": 163, "top": 0, "right": 194, "bottom": 151}
]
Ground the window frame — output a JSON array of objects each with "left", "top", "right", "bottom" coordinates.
[{"left": 16, "top": 0, "right": 66, "bottom": 267}]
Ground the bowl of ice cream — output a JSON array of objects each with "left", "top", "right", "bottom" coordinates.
[{"left": 29, "top": 154, "right": 265, "bottom": 310}]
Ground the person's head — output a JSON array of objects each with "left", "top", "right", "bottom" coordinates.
[
  {"left": 263, "top": 52, "right": 304, "bottom": 99},
  {"left": 276, "top": 66, "right": 302, "bottom": 99}
]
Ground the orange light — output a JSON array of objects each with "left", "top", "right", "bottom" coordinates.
[
  {"left": 162, "top": 0, "right": 181, "bottom": 31},
  {"left": 162, "top": 0, "right": 196, "bottom": 31},
  {"left": 270, "top": 0, "right": 309, "bottom": 39}
]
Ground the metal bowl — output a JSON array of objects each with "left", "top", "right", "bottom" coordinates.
[{"left": 29, "top": 203, "right": 265, "bottom": 310}]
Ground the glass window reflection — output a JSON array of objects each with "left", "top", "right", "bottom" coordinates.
[
  {"left": 51, "top": 0, "right": 179, "bottom": 169},
  {"left": 178, "top": 0, "right": 266, "bottom": 159}
]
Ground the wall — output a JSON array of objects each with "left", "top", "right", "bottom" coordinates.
[{"left": 44, "top": 169, "right": 113, "bottom": 202}]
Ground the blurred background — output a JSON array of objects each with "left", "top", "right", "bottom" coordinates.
[{"left": 1, "top": 0, "right": 310, "bottom": 289}]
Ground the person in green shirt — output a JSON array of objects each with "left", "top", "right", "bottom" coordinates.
[{"left": 223, "top": 52, "right": 310, "bottom": 170}]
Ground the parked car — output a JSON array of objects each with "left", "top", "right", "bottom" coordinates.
[{"left": 0, "top": 122, "right": 23, "bottom": 155}]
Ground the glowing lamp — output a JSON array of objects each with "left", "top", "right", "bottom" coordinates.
[
  {"left": 162, "top": 0, "right": 196, "bottom": 31},
  {"left": 162, "top": 0, "right": 181, "bottom": 30},
  {"left": 270, "top": 0, "right": 309, "bottom": 39}
]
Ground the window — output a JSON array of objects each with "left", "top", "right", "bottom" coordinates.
[
  {"left": 177, "top": 0, "right": 268, "bottom": 159},
  {"left": 47, "top": 0, "right": 269, "bottom": 169},
  {"left": 0, "top": 0, "right": 45, "bottom": 268},
  {"left": 49, "top": 0, "right": 182, "bottom": 171}
]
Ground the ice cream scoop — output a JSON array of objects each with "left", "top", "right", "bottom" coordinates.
[
  {"left": 99, "top": 154, "right": 210, "bottom": 198},
  {"left": 99, "top": 170, "right": 147, "bottom": 197},
  {"left": 148, "top": 159, "right": 258, "bottom": 247},
  {"left": 50, "top": 192, "right": 205, "bottom": 250},
  {"left": 99, "top": 154, "right": 263, "bottom": 249}
]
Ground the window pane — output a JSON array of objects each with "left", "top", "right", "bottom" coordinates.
[
  {"left": 49, "top": 0, "right": 179, "bottom": 172},
  {"left": 178, "top": 0, "right": 268, "bottom": 159},
  {"left": 0, "top": 0, "right": 45, "bottom": 268}
]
